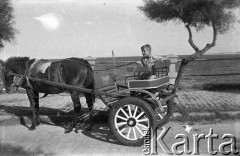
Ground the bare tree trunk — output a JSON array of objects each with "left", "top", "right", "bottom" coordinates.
[
  {"left": 174, "top": 58, "right": 189, "bottom": 88},
  {"left": 174, "top": 22, "right": 217, "bottom": 89},
  {"left": 173, "top": 22, "right": 217, "bottom": 118}
]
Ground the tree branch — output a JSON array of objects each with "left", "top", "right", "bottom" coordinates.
[
  {"left": 202, "top": 22, "right": 217, "bottom": 51},
  {"left": 186, "top": 22, "right": 217, "bottom": 62},
  {"left": 174, "top": 22, "right": 218, "bottom": 88},
  {"left": 185, "top": 24, "right": 199, "bottom": 52}
]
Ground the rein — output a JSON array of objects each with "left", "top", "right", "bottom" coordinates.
[
  {"left": 94, "top": 62, "right": 138, "bottom": 71},
  {"left": 66, "top": 58, "right": 138, "bottom": 71}
]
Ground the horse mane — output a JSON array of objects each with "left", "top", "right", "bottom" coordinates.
[{"left": 5, "top": 57, "right": 30, "bottom": 68}]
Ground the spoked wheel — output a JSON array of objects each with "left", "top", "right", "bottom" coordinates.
[
  {"left": 108, "top": 97, "right": 155, "bottom": 146},
  {"left": 155, "top": 100, "right": 175, "bottom": 127}
]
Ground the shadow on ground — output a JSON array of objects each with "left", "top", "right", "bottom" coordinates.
[
  {"left": 0, "top": 143, "right": 55, "bottom": 156},
  {"left": 0, "top": 104, "right": 121, "bottom": 146}
]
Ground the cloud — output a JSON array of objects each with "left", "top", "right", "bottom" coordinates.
[
  {"left": 34, "top": 13, "right": 61, "bottom": 32},
  {"left": 17, "top": 0, "right": 141, "bottom": 5},
  {"left": 85, "top": 21, "right": 93, "bottom": 25}
]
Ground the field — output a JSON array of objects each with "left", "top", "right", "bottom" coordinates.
[
  {"left": 1, "top": 54, "right": 239, "bottom": 90},
  {"left": 95, "top": 54, "right": 240, "bottom": 89}
]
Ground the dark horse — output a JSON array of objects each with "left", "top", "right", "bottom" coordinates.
[{"left": 2, "top": 57, "right": 95, "bottom": 133}]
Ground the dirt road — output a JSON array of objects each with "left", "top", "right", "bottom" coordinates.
[
  {"left": 1, "top": 114, "right": 240, "bottom": 156},
  {"left": 1, "top": 93, "right": 240, "bottom": 155}
]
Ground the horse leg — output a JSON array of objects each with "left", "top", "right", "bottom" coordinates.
[
  {"left": 26, "top": 89, "right": 39, "bottom": 130},
  {"left": 35, "top": 96, "right": 40, "bottom": 126},
  {"left": 64, "top": 91, "right": 81, "bottom": 133},
  {"left": 84, "top": 88, "right": 95, "bottom": 131}
]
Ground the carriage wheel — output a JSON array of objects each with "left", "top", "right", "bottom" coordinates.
[
  {"left": 155, "top": 100, "right": 175, "bottom": 127},
  {"left": 108, "top": 97, "right": 155, "bottom": 146}
]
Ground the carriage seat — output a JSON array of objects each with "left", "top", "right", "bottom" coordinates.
[{"left": 127, "top": 60, "right": 170, "bottom": 89}]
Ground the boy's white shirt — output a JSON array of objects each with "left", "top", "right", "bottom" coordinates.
[
  {"left": 136, "top": 55, "right": 166, "bottom": 67},
  {"left": 135, "top": 55, "right": 166, "bottom": 79}
]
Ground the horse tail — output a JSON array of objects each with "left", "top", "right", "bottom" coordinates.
[
  {"left": 40, "top": 93, "right": 48, "bottom": 99},
  {"left": 89, "top": 66, "right": 95, "bottom": 103},
  {"left": 92, "top": 81, "right": 95, "bottom": 103},
  {"left": 87, "top": 62, "right": 95, "bottom": 103}
]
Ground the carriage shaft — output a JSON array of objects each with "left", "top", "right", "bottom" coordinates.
[{"left": 9, "top": 72, "right": 124, "bottom": 98}]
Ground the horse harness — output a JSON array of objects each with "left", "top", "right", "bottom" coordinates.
[{"left": 5, "top": 58, "right": 94, "bottom": 91}]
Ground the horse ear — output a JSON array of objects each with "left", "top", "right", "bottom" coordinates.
[
  {"left": 0, "top": 59, "right": 4, "bottom": 65},
  {"left": 23, "top": 57, "right": 30, "bottom": 62}
]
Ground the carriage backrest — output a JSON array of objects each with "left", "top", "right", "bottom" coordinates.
[
  {"left": 154, "top": 60, "right": 170, "bottom": 68},
  {"left": 127, "top": 60, "right": 171, "bottom": 89},
  {"left": 127, "top": 60, "right": 170, "bottom": 77},
  {"left": 154, "top": 60, "right": 170, "bottom": 78}
]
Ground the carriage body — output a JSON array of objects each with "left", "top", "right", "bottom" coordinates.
[{"left": 94, "top": 59, "right": 176, "bottom": 146}]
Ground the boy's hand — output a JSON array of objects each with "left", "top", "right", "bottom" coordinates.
[{"left": 136, "top": 61, "right": 143, "bottom": 66}]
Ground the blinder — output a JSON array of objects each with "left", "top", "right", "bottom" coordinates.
[
  {"left": 12, "top": 76, "right": 24, "bottom": 87},
  {"left": 1, "top": 61, "right": 28, "bottom": 93}
]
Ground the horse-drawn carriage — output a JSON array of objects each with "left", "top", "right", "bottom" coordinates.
[
  {"left": 95, "top": 59, "right": 176, "bottom": 146},
  {"left": 2, "top": 57, "right": 176, "bottom": 147}
]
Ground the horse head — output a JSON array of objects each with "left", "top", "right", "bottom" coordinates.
[{"left": 2, "top": 57, "right": 30, "bottom": 94}]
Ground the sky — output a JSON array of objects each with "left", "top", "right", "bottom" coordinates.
[{"left": 0, "top": 0, "right": 240, "bottom": 59}]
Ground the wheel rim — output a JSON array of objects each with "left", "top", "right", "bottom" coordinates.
[
  {"left": 114, "top": 104, "right": 150, "bottom": 141},
  {"left": 157, "top": 105, "right": 168, "bottom": 119}
]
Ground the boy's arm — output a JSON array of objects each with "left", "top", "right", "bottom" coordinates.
[
  {"left": 153, "top": 56, "right": 169, "bottom": 61},
  {"left": 136, "top": 61, "right": 143, "bottom": 67},
  {"left": 152, "top": 55, "right": 163, "bottom": 60}
]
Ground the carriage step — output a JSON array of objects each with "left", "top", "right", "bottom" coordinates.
[
  {"left": 106, "top": 88, "right": 118, "bottom": 93},
  {"left": 108, "top": 99, "right": 118, "bottom": 105},
  {"left": 105, "top": 97, "right": 119, "bottom": 106}
]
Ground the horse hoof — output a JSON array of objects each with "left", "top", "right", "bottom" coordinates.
[
  {"left": 29, "top": 126, "right": 36, "bottom": 131},
  {"left": 64, "top": 128, "right": 73, "bottom": 133},
  {"left": 36, "top": 122, "right": 40, "bottom": 126},
  {"left": 36, "top": 118, "right": 41, "bottom": 126}
]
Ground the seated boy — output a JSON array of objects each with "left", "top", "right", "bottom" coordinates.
[{"left": 136, "top": 44, "right": 163, "bottom": 80}]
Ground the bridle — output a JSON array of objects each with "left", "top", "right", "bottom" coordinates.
[{"left": 1, "top": 60, "right": 31, "bottom": 92}]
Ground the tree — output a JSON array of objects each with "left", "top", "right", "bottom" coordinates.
[
  {"left": 139, "top": 0, "right": 240, "bottom": 88},
  {"left": 0, "top": 0, "right": 17, "bottom": 49}
]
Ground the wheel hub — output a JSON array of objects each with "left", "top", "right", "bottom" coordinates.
[{"left": 127, "top": 118, "right": 136, "bottom": 127}]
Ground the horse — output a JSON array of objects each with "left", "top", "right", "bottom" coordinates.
[{"left": 2, "top": 57, "right": 95, "bottom": 133}]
